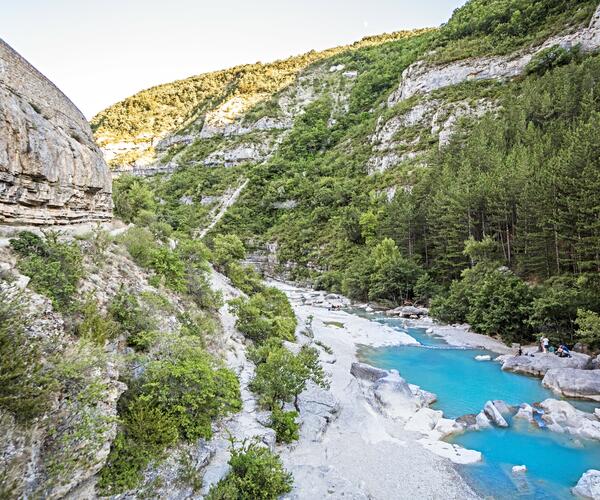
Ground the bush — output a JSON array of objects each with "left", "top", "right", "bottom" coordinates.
[
  {"left": 77, "top": 296, "right": 119, "bottom": 345},
  {"left": 207, "top": 439, "right": 293, "bottom": 500},
  {"left": 525, "top": 45, "right": 578, "bottom": 75},
  {"left": 269, "top": 407, "right": 300, "bottom": 443},
  {"left": 98, "top": 398, "right": 179, "bottom": 495},
  {"left": 227, "top": 261, "right": 265, "bottom": 295},
  {"left": 109, "top": 287, "right": 158, "bottom": 350},
  {"left": 10, "top": 231, "right": 83, "bottom": 311},
  {"left": 113, "top": 175, "right": 157, "bottom": 223},
  {"left": 212, "top": 234, "right": 246, "bottom": 270},
  {"left": 0, "top": 290, "right": 55, "bottom": 421},
  {"left": 229, "top": 287, "right": 297, "bottom": 344},
  {"left": 99, "top": 341, "right": 241, "bottom": 494},
  {"left": 575, "top": 309, "right": 600, "bottom": 350},
  {"left": 140, "top": 340, "right": 241, "bottom": 440},
  {"left": 250, "top": 343, "right": 327, "bottom": 409}
]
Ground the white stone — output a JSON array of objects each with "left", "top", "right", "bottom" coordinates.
[
  {"left": 573, "top": 469, "right": 600, "bottom": 499},
  {"left": 512, "top": 465, "right": 527, "bottom": 474},
  {"left": 418, "top": 438, "right": 482, "bottom": 465},
  {"left": 475, "top": 355, "right": 491, "bottom": 361}
]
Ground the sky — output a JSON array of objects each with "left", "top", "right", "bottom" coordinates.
[{"left": 2, "top": 0, "right": 467, "bottom": 118}]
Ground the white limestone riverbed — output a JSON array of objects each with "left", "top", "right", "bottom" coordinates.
[{"left": 271, "top": 281, "right": 480, "bottom": 499}]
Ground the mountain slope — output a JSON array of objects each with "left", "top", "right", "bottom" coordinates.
[{"left": 104, "top": 0, "right": 600, "bottom": 347}]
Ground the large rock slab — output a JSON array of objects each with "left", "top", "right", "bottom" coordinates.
[
  {"left": 483, "top": 401, "right": 509, "bottom": 427},
  {"left": 0, "top": 39, "right": 111, "bottom": 225},
  {"left": 573, "top": 469, "right": 600, "bottom": 499},
  {"left": 539, "top": 399, "right": 600, "bottom": 441},
  {"left": 502, "top": 353, "right": 591, "bottom": 378},
  {"left": 350, "top": 362, "right": 388, "bottom": 382},
  {"left": 373, "top": 370, "right": 420, "bottom": 420},
  {"left": 543, "top": 368, "right": 600, "bottom": 402}
]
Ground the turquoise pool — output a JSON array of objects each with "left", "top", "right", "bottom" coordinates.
[{"left": 359, "top": 315, "right": 600, "bottom": 498}]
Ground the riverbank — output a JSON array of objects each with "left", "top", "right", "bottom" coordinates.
[{"left": 271, "top": 281, "right": 479, "bottom": 499}]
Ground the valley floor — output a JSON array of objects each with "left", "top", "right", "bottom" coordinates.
[{"left": 271, "top": 281, "right": 479, "bottom": 500}]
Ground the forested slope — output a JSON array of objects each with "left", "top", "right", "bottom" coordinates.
[{"left": 103, "top": 0, "right": 600, "bottom": 347}]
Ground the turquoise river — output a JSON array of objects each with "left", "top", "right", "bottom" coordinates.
[{"left": 359, "top": 314, "right": 600, "bottom": 499}]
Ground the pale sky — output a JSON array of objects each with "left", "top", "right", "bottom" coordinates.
[{"left": 3, "top": 0, "right": 466, "bottom": 118}]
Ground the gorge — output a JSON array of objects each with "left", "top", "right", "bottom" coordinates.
[{"left": 2, "top": 0, "right": 600, "bottom": 498}]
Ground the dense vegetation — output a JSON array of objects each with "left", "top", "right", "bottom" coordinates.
[
  {"left": 105, "top": 0, "right": 600, "bottom": 352},
  {"left": 207, "top": 439, "right": 293, "bottom": 499}
]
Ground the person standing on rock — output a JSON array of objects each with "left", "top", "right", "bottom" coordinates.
[{"left": 541, "top": 336, "right": 549, "bottom": 353}]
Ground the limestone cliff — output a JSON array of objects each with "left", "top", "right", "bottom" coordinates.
[{"left": 0, "top": 39, "right": 111, "bottom": 225}]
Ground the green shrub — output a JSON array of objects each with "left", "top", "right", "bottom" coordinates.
[
  {"left": 227, "top": 262, "right": 265, "bottom": 295},
  {"left": 10, "top": 231, "right": 83, "bottom": 311},
  {"left": 97, "top": 398, "right": 179, "bottom": 495},
  {"left": 0, "top": 290, "right": 55, "bottom": 421},
  {"left": 269, "top": 407, "right": 300, "bottom": 443},
  {"left": 525, "top": 45, "right": 578, "bottom": 75},
  {"left": 99, "top": 342, "right": 240, "bottom": 494},
  {"left": 140, "top": 340, "right": 241, "bottom": 440},
  {"left": 229, "top": 287, "right": 297, "bottom": 344},
  {"left": 212, "top": 234, "right": 246, "bottom": 270},
  {"left": 207, "top": 439, "right": 292, "bottom": 500},
  {"left": 109, "top": 287, "right": 158, "bottom": 350},
  {"left": 575, "top": 309, "right": 600, "bottom": 349},
  {"left": 77, "top": 296, "right": 118, "bottom": 345},
  {"left": 113, "top": 175, "right": 157, "bottom": 223},
  {"left": 250, "top": 344, "right": 327, "bottom": 409}
]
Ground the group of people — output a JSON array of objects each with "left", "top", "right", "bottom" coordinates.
[{"left": 539, "top": 336, "right": 572, "bottom": 357}]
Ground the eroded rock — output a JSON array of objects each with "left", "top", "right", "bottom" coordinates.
[{"left": 542, "top": 368, "right": 600, "bottom": 402}]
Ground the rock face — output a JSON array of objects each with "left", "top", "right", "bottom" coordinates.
[
  {"left": 502, "top": 353, "right": 591, "bottom": 377},
  {"left": 0, "top": 39, "right": 111, "bottom": 225},
  {"left": 543, "top": 368, "right": 600, "bottom": 402},
  {"left": 388, "top": 4, "right": 600, "bottom": 106},
  {"left": 573, "top": 469, "right": 600, "bottom": 499}
]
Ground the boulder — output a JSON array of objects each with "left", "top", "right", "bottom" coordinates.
[
  {"left": 373, "top": 370, "right": 420, "bottom": 420},
  {"left": 492, "top": 400, "right": 514, "bottom": 415},
  {"left": 350, "top": 362, "right": 388, "bottom": 382},
  {"left": 475, "top": 411, "right": 493, "bottom": 429},
  {"left": 483, "top": 401, "right": 509, "bottom": 427},
  {"left": 405, "top": 408, "right": 442, "bottom": 434},
  {"left": 514, "top": 403, "right": 534, "bottom": 422},
  {"left": 502, "top": 353, "right": 591, "bottom": 377},
  {"left": 592, "top": 355, "right": 600, "bottom": 370},
  {"left": 540, "top": 399, "right": 600, "bottom": 441},
  {"left": 542, "top": 368, "right": 600, "bottom": 402},
  {"left": 475, "top": 355, "right": 492, "bottom": 361},
  {"left": 385, "top": 305, "right": 428, "bottom": 318},
  {"left": 418, "top": 439, "right": 482, "bottom": 465},
  {"left": 573, "top": 469, "right": 600, "bottom": 499},
  {"left": 455, "top": 413, "right": 478, "bottom": 431},
  {"left": 297, "top": 382, "right": 340, "bottom": 443},
  {"left": 512, "top": 465, "right": 527, "bottom": 474}
]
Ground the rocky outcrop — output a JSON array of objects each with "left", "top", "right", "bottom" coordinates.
[
  {"left": 573, "top": 469, "right": 600, "bottom": 499},
  {"left": 539, "top": 399, "right": 600, "bottom": 441},
  {"left": 0, "top": 39, "right": 111, "bottom": 225},
  {"left": 543, "top": 368, "right": 600, "bottom": 402},
  {"left": 483, "top": 400, "right": 509, "bottom": 427},
  {"left": 350, "top": 362, "right": 389, "bottom": 382},
  {"left": 502, "top": 353, "right": 591, "bottom": 377},
  {"left": 388, "top": 4, "right": 600, "bottom": 106}
]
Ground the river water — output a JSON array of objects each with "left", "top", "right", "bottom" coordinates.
[{"left": 358, "top": 314, "right": 600, "bottom": 499}]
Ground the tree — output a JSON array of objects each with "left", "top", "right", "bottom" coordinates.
[
  {"left": 575, "top": 309, "right": 600, "bottom": 349},
  {"left": 249, "top": 343, "right": 327, "bottom": 409}
]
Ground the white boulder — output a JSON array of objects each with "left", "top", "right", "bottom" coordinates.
[
  {"left": 573, "top": 469, "right": 600, "bottom": 499},
  {"left": 512, "top": 465, "right": 527, "bottom": 474}
]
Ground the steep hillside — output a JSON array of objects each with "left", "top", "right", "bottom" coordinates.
[
  {"left": 105, "top": 0, "right": 600, "bottom": 346},
  {"left": 0, "top": 39, "right": 112, "bottom": 225}
]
